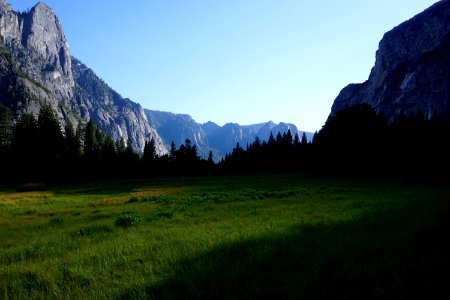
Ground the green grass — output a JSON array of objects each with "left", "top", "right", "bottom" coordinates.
[{"left": 0, "top": 174, "right": 449, "bottom": 299}]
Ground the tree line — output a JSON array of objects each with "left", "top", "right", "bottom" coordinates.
[
  {"left": 0, "top": 103, "right": 215, "bottom": 182},
  {"left": 1, "top": 102, "right": 449, "bottom": 183}
]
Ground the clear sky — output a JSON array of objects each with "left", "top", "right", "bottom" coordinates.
[{"left": 11, "top": 0, "right": 439, "bottom": 132}]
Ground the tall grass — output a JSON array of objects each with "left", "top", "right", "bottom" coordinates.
[{"left": 0, "top": 174, "right": 449, "bottom": 299}]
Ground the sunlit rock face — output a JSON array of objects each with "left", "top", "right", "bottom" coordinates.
[
  {"left": 330, "top": 0, "right": 450, "bottom": 123},
  {"left": 0, "top": 1, "right": 166, "bottom": 154},
  {"left": 1, "top": 2, "right": 74, "bottom": 101}
]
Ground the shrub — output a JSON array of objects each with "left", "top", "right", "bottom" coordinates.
[{"left": 115, "top": 211, "right": 142, "bottom": 228}]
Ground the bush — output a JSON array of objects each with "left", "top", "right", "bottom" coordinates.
[{"left": 115, "top": 211, "right": 142, "bottom": 228}]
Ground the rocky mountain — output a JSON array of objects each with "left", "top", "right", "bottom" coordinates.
[
  {"left": 330, "top": 0, "right": 450, "bottom": 123},
  {"left": 145, "top": 109, "right": 312, "bottom": 160},
  {"left": 0, "top": 1, "right": 166, "bottom": 154}
]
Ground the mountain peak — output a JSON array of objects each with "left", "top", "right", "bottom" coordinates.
[{"left": 33, "top": 2, "right": 52, "bottom": 11}]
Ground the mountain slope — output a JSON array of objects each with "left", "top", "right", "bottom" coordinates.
[
  {"left": 330, "top": 0, "right": 450, "bottom": 122},
  {"left": 0, "top": 1, "right": 166, "bottom": 154}
]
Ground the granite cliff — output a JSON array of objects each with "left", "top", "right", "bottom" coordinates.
[
  {"left": 0, "top": 1, "right": 166, "bottom": 154},
  {"left": 330, "top": 0, "right": 450, "bottom": 123}
]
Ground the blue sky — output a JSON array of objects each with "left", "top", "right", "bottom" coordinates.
[{"left": 12, "top": 0, "right": 439, "bottom": 132}]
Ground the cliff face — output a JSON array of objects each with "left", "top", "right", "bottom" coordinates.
[
  {"left": 71, "top": 59, "right": 166, "bottom": 154},
  {"left": 0, "top": 2, "right": 166, "bottom": 154},
  {"left": 330, "top": 0, "right": 450, "bottom": 122},
  {"left": 1, "top": 2, "right": 74, "bottom": 102}
]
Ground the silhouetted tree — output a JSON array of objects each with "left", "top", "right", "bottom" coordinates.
[
  {"left": 207, "top": 150, "right": 214, "bottom": 165},
  {"left": 301, "top": 132, "right": 308, "bottom": 145},
  {"left": 37, "top": 104, "right": 65, "bottom": 170},
  {"left": 0, "top": 104, "right": 12, "bottom": 153},
  {"left": 142, "top": 138, "right": 157, "bottom": 176},
  {"left": 169, "top": 141, "right": 177, "bottom": 162},
  {"left": 83, "top": 120, "right": 99, "bottom": 163},
  {"left": 64, "top": 120, "right": 81, "bottom": 161},
  {"left": 116, "top": 137, "right": 126, "bottom": 157},
  {"left": 11, "top": 113, "right": 39, "bottom": 179},
  {"left": 101, "top": 135, "right": 117, "bottom": 165},
  {"left": 0, "top": 104, "right": 12, "bottom": 180}
]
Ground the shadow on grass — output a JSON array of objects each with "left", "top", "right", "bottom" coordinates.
[{"left": 121, "top": 195, "right": 450, "bottom": 300}]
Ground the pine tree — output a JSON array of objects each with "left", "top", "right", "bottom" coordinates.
[
  {"left": 12, "top": 113, "right": 39, "bottom": 178},
  {"left": 268, "top": 132, "right": 275, "bottom": 145},
  {"left": 286, "top": 129, "right": 293, "bottom": 146},
  {"left": 169, "top": 141, "right": 177, "bottom": 162},
  {"left": 207, "top": 150, "right": 214, "bottom": 164},
  {"left": 301, "top": 132, "right": 308, "bottom": 145},
  {"left": 37, "top": 104, "right": 64, "bottom": 163},
  {"left": 0, "top": 104, "right": 12, "bottom": 153},
  {"left": 84, "top": 120, "right": 98, "bottom": 161},
  {"left": 143, "top": 138, "right": 157, "bottom": 165},
  {"left": 116, "top": 137, "right": 126, "bottom": 156},
  {"left": 101, "top": 135, "right": 117, "bottom": 164},
  {"left": 294, "top": 133, "right": 300, "bottom": 148},
  {"left": 64, "top": 120, "right": 81, "bottom": 160}
]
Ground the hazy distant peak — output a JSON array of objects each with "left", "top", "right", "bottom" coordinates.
[{"left": 203, "top": 121, "right": 219, "bottom": 126}]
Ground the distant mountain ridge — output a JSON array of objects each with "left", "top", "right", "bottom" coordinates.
[
  {"left": 145, "top": 109, "right": 313, "bottom": 160},
  {"left": 330, "top": 0, "right": 450, "bottom": 123}
]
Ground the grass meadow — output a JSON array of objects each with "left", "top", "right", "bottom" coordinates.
[{"left": 0, "top": 174, "right": 449, "bottom": 299}]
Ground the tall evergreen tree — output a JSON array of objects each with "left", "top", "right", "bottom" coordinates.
[
  {"left": 294, "top": 133, "right": 300, "bottom": 148},
  {"left": 37, "top": 104, "right": 64, "bottom": 163},
  {"left": 268, "top": 132, "right": 275, "bottom": 145},
  {"left": 285, "top": 129, "right": 293, "bottom": 146},
  {"left": 143, "top": 138, "right": 157, "bottom": 169},
  {"left": 84, "top": 120, "right": 99, "bottom": 163},
  {"left": 12, "top": 113, "right": 39, "bottom": 179},
  {"left": 64, "top": 120, "right": 81, "bottom": 160},
  {"left": 301, "top": 132, "right": 308, "bottom": 145},
  {"left": 169, "top": 141, "right": 177, "bottom": 162},
  {"left": 0, "top": 104, "right": 12, "bottom": 153},
  {"left": 207, "top": 150, "right": 214, "bottom": 164},
  {"left": 101, "top": 135, "right": 117, "bottom": 164},
  {"left": 116, "top": 137, "right": 126, "bottom": 157}
]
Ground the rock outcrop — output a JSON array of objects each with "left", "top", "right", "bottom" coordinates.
[
  {"left": 0, "top": 1, "right": 166, "bottom": 154},
  {"left": 330, "top": 0, "right": 450, "bottom": 123}
]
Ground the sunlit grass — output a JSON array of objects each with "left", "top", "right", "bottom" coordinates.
[{"left": 0, "top": 174, "right": 448, "bottom": 299}]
